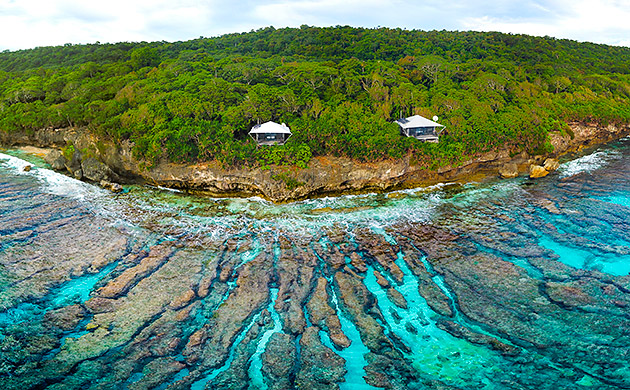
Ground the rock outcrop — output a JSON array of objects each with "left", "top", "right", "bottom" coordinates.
[
  {"left": 65, "top": 149, "right": 83, "bottom": 175},
  {"left": 498, "top": 163, "right": 519, "bottom": 179},
  {"left": 42, "top": 144, "right": 125, "bottom": 190},
  {"left": 100, "top": 180, "right": 123, "bottom": 193},
  {"left": 529, "top": 164, "right": 549, "bottom": 179},
  {"left": 81, "top": 157, "right": 121, "bottom": 183},
  {"left": 44, "top": 149, "right": 67, "bottom": 170},
  {"left": 543, "top": 158, "right": 560, "bottom": 172}
]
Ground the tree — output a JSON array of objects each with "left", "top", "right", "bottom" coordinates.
[{"left": 130, "top": 47, "right": 160, "bottom": 70}]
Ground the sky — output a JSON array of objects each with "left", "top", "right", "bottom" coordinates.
[{"left": 1, "top": 0, "right": 629, "bottom": 51}]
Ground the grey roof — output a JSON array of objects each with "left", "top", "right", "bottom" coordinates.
[
  {"left": 249, "top": 121, "right": 292, "bottom": 134},
  {"left": 395, "top": 115, "right": 444, "bottom": 129}
]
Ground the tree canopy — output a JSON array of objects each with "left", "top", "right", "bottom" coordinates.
[{"left": 1, "top": 26, "right": 629, "bottom": 169}]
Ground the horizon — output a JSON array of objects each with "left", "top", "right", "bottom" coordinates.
[
  {"left": 1, "top": 0, "right": 629, "bottom": 52},
  {"left": 2, "top": 24, "right": 629, "bottom": 54}
]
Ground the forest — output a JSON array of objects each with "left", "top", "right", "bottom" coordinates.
[{"left": 1, "top": 26, "right": 629, "bottom": 169}]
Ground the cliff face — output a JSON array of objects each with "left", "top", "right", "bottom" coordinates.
[{"left": 1, "top": 122, "right": 629, "bottom": 202}]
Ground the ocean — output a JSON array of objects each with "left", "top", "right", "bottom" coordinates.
[{"left": 1, "top": 138, "right": 629, "bottom": 389}]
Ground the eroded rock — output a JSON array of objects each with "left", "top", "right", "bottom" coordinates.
[
  {"left": 100, "top": 180, "right": 123, "bottom": 193},
  {"left": 499, "top": 163, "right": 519, "bottom": 179},
  {"left": 262, "top": 333, "right": 297, "bottom": 389},
  {"left": 44, "top": 149, "right": 67, "bottom": 170},
  {"left": 275, "top": 237, "right": 313, "bottom": 335},
  {"left": 386, "top": 288, "right": 408, "bottom": 309},
  {"left": 296, "top": 327, "right": 346, "bottom": 389},
  {"left": 543, "top": 158, "right": 560, "bottom": 172},
  {"left": 306, "top": 277, "right": 351, "bottom": 349},
  {"left": 97, "top": 245, "right": 173, "bottom": 298},
  {"left": 186, "top": 251, "right": 272, "bottom": 369},
  {"left": 169, "top": 289, "right": 196, "bottom": 310},
  {"left": 82, "top": 157, "right": 120, "bottom": 183},
  {"left": 529, "top": 164, "right": 549, "bottom": 178},
  {"left": 335, "top": 271, "right": 392, "bottom": 353}
]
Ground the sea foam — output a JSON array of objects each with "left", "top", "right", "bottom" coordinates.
[{"left": 558, "top": 150, "right": 621, "bottom": 178}]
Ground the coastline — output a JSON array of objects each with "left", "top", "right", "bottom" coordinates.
[{"left": 1, "top": 121, "right": 629, "bottom": 202}]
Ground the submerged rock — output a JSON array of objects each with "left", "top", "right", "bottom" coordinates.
[
  {"left": 128, "top": 357, "right": 185, "bottom": 390},
  {"left": 436, "top": 320, "right": 520, "bottom": 356},
  {"left": 43, "top": 304, "right": 87, "bottom": 331},
  {"left": 364, "top": 351, "right": 420, "bottom": 388},
  {"left": 261, "top": 332, "right": 297, "bottom": 389},
  {"left": 100, "top": 180, "right": 123, "bottom": 193},
  {"left": 529, "top": 164, "right": 549, "bottom": 178},
  {"left": 296, "top": 327, "right": 346, "bottom": 389}
]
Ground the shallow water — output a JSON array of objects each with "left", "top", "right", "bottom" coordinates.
[{"left": 1, "top": 139, "right": 630, "bottom": 389}]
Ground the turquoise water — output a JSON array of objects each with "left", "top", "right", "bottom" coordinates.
[
  {"left": 50, "top": 262, "right": 118, "bottom": 308},
  {"left": 605, "top": 195, "right": 630, "bottom": 208},
  {"left": 190, "top": 293, "right": 272, "bottom": 390},
  {"left": 1, "top": 137, "right": 630, "bottom": 389},
  {"left": 247, "top": 288, "right": 282, "bottom": 390},
  {"left": 539, "top": 237, "right": 630, "bottom": 276},
  {"left": 322, "top": 275, "right": 377, "bottom": 390},
  {"left": 363, "top": 256, "right": 498, "bottom": 387}
]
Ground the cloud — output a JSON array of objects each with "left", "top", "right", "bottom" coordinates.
[
  {"left": 252, "top": 0, "right": 393, "bottom": 26},
  {"left": 461, "top": 0, "right": 630, "bottom": 45},
  {"left": 0, "top": 0, "right": 628, "bottom": 51},
  {"left": 0, "top": 0, "right": 217, "bottom": 50}
]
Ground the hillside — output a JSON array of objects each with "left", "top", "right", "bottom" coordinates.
[{"left": 1, "top": 26, "right": 629, "bottom": 172}]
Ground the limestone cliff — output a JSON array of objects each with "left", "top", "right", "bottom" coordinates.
[{"left": 1, "top": 122, "right": 628, "bottom": 202}]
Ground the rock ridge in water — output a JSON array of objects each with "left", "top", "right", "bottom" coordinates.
[{"left": 1, "top": 137, "right": 630, "bottom": 388}]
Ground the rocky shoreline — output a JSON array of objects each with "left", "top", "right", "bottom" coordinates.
[
  {"left": 1, "top": 130, "right": 630, "bottom": 389},
  {"left": 1, "top": 122, "right": 629, "bottom": 201}
]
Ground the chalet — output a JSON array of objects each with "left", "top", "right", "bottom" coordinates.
[
  {"left": 395, "top": 115, "right": 444, "bottom": 142},
  {"left": 249, "top": 121, "right": 292, "bottom": 145}
]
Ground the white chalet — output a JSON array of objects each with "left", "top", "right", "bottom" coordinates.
[
  {"left": 249, "top": 121, "right": 292, "bottom": 145},
  {"left": 395, "top": 115, "right": 444, "bottom": 143}
]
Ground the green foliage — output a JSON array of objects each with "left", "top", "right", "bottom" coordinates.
[
  {"left": 1, "top": 27, "right": 629, "bottom": 170},
  {"left": 272, "top": 173, "right": 305, "bottom": 190},
  {"left": 62, "top": 143, "right": 75, "bottom": 160},
  {"left": 80, "top": 146, "right": 96, "bottom": 159},
  {"left": 257, "top": 144, "right": 312, "bottom": 169},
  {"left": 130, "top": 47, "right": 160, "bottom": 70}
]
